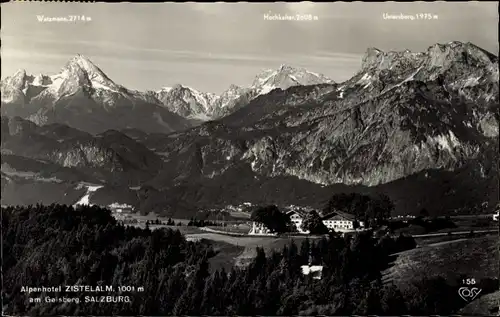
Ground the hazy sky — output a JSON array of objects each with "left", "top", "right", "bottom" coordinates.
[{"left": 1, "top": 2, "right": 498, "bottom": 94}]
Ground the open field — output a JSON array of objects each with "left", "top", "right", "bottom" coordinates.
[
  {"left": 383, "top": 235, "right": 499, "bottom": 290},
  {"left": 392, "top": 216, "right": 498, "bottom": 236},
  {"left": 459, "top": 290, "right": 500, "bottom": 316},
  {"left": 228, "top": 210, "right": 251, "bottom": 219},
  {"left": 120, "top": 210, "right": 249, "bottom": 226},
  {"left": 206, "top": 240, "right": 245, "bottom": 272},
  {"left": 126, "top": 223, "right": 205, "bottom": 235},
  {"left": 435, "top": 216, "right": 498, "bottom": 233},
  {"left": 185, "top": 232, "right": 323, "bottom": 268},
  {"left": 123, "top": 212, "right": 193, "bottom": 225},
  {"left": 162, "top": 225, "right": 205, "bottom": 235},
  {"left": 205, "top": 223, "right": 251, "bottom": 234},
  {"left": 414, "top": 231, "right": 497, "bottom": 246},
  {"left": 416, "top": 236, "right": 469, "bottom": 247}
]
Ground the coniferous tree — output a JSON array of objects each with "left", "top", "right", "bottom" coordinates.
[
  {"left": 301, "top": 211, "right": 329, "bottom": 234},
  {"left": 357, "top": 279, "right": 384, "bottom": 315},
  {"left": 250, "top": 205, "right": 292, "bottom": 233},
  {"left": 299, "top": 238, "right": 310, "bottom": 264},
  {"left": 381, "top": 284, "right": 407, "bottom": 315}
]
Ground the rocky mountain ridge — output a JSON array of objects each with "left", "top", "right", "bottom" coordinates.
[
  {"left": 156, "top": 64, "right": 335, "bottom": 120},
  {"left": 1, "top": 116, "right": 163, "bottom": 186}
]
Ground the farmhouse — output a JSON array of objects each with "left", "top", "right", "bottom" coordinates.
[
  {"left": 301, "top": 251, "right": 323, "bottom": 279},
  {"left": 249, "top": 208, "right": 364, "bottom": 235},
  {"left": 108, "top": 202, "right": 134, "bottom": 213},
  {"left": 249, "top": 210, "right": 311, "bottom": 235},
  {"left": 321, "top": 211, "right": 365, "bottom": 232},
  {"left": 249, "top": 221, "right": 273, "bottom": 235},
  {"left": 287, "top": 210, "right": 310, "bottom": 234},
  {"left": 300, "top": 265, "right": 323, "bottom": 280}
]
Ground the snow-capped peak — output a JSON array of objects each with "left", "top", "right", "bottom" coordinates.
[
  {"left": 155, "top": 83, "right": 220, "bottom": 119},
  {"left": 159, "top": 86, "right": 173, "bottom": 93},
  {"left": 251, "top": 64, "right": 334, "bottom": 95},
  {"left": 0, "top": 69, "right": 31, "bottom": 103},
  {"left": 228, "top": 84, "right": 242, "bottom": 91},
  {"left": 32, "top": 73, "right": 52, "bottom": 86},
  {"left": 158, "top": 84, "right": 216, "bottom": 99},
  {"left": 0, "top": 54, "right": 128, "bottom": 105},
  {"left": 61, "top": 54, "right": 119, "bottom": 90},
  {"left": 278, "top": 64, "right": 296, "bottom": 72},
  {"left": 65, "top": 54, "right": 104, "bottom": 76},
  {"left": 13, "top": 68, "right": 27, "bottom": 77},
  {"left": 2, "top": 69, "right": 28, "bottom": 89},
  {"left": 69, "top": 54, "right": 97, "bottom": 69}
]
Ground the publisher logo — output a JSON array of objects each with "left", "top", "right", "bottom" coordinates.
[{"left": 458, "top": 287, "right": 482, "bottom": 302}]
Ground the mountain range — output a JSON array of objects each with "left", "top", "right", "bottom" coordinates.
[
  {"left": 1, "top": 57, "right": 335, "bottom": 129},
  {"left": 1, "top": 41, "right": 498, "bottom": 218},
  {"left": 156, "top": 64, "right": 335, "bottom": 121}
]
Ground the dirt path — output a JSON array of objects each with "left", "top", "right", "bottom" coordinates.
[
  {"left": 413, "top": 229, "right": 498, "bottom": 238},
  {"left": 426, "top": 238, "right": 468, "bottom": 247}
]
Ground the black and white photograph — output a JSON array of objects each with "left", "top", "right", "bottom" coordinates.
[{"left": 1, "top": 1, "right": 499, "bottom": 316}]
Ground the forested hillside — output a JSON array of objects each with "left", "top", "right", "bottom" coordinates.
[{"left": 2, "top": 204, "right": 490, "bottom": 315}]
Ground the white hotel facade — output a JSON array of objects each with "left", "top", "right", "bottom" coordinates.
[{"left": 249, "top": 210, "right": 365, "bottom": 235}]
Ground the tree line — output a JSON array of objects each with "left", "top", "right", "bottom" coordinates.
[
  {"left": 187, "top": 218, "right": 225, "bottom": 227},
  {"left": 324, "top": 192, "right": 393, "bottom": 227}
]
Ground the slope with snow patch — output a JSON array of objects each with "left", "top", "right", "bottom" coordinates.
[{"left": 73, "top": 184, "right": 104, "bottom": 206}]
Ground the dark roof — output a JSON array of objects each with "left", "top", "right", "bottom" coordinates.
[
  {"left": 286, "top": 209, "right": 310, "bottom": 218},
  {"left": 321, "top": 210, "right": 356, "bottom": 221}
]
